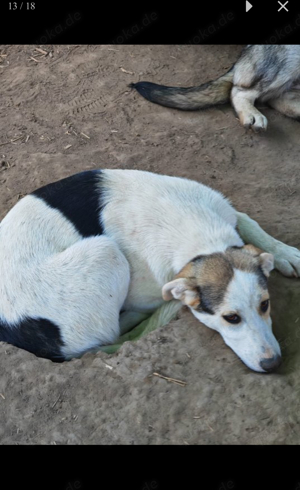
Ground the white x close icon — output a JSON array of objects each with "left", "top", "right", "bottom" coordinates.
[{"left": 278, "top": 1, "right": 289, "bottom": 11}]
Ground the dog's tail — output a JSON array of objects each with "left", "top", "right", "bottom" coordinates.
[{"left": 130, "top": 68, "right": 234, "bottom": 111}]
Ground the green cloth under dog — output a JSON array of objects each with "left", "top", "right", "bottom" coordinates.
[{"left": 98, "top": 301, "right": 182, "bottom": 354}]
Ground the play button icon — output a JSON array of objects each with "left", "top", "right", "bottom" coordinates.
[{"left": 246, "top": 1, "right": 253, "bottom": 11}]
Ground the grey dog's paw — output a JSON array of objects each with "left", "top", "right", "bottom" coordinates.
[{"left": 242, "top": 112, "right": 268, "bottom": 132}]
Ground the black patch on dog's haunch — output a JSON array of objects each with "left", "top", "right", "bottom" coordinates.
[
  {"left": 0, "top": 317, "right": 65, "bottom": 362},
  {"left": 32, "top": 170, "right": 105, "bottom": 238}
]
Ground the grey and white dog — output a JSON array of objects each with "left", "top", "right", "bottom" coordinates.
[
  {"left": 0, "top": 169, "right": 299, "bottom": 371},
  {"left": 131, "top": 45, "right": 300, "bottom": 131}
]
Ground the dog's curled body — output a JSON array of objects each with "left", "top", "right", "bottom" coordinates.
[
  {"left": 0, "top": 169, "right": 299, "bottom": 370},
  {"left": 0, "top": 171, "right": 130, "bottom": 361}
]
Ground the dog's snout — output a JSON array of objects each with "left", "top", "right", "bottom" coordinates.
[{"left": 260, "top": 355, "right": 282, "bottom": 373}]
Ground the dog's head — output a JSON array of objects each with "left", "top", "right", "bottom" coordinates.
[{"left": 162, "top": 245, "right": 281, "bottom": 373}]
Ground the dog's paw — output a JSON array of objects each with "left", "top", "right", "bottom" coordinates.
[
  {"left": 242, "top": 113, "right": 268, "bottom": 132},
  {"left": 273, "top": 242, "right": 300, "bottom": 277}
]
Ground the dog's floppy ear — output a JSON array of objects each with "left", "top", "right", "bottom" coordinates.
[
  {"left": 259, "top": 253, "right": 274, "bottom": 277},
  {"left": 243, "top": 244, "right": 274, "bottom": 277},
  {"left": 162, "top": 278, "right": 200, "bottom": 308}
]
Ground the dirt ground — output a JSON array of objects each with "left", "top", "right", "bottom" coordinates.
[{"left": 0, "top": 44, "right": 300, "bottom": 445}]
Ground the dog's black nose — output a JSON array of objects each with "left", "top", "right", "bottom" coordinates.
[{"left": 260, "top": 355, "right": 282, "bottom": 372}]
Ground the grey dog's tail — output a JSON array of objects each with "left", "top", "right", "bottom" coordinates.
[{"left": 130, "top": 69, "right": 234, "bottom": 111}]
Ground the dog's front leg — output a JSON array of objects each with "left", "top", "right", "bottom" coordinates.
[
  {"left": 236, "top": 211, "right": 300, "bottom": 277},
  {"left": 231, "top": 86, "right": 268, "bottom": 131}
]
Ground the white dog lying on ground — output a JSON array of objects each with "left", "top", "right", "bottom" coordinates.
[{"left": 0, "top": 169, "right": 299, "bottom": 371}]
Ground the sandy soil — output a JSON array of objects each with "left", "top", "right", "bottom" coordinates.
[{"left": 0, "top": 45, "right": 300, "bottom": 445}]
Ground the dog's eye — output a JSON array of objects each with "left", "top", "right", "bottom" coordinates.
[
  {"left": 223, "top": 314, "right": 241, "bottom": 324},
  {"left": 261, "top": 299, "right": 269, "bottom": 313}
]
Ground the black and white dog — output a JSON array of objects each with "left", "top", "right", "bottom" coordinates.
[{"left": 0, "top": 169, "right": 299, "bottom": 371}]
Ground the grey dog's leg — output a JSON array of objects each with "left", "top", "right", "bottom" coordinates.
[
  {"left": 236, "top": 212, "right": 300, "bottom": 277},
  {"left": 268, "top": 89, "right": 300, "bottom": 120},
  {"left": 230, "top": 45, "right": 298, "bottom": 130},
  {"left": 230, "top": 47, "right": 268, "bottom": 131},
  {"left": 231, "top": 86, "right": 268, "bottom": 131}
]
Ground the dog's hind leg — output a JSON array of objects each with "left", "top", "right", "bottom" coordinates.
[
  {"left": 231, "top": 86, "right": 268, "bottom": 131},
  {"left": 268, "top": 89, "right": 300, "bottom": 120},
  {"left": 42, "top": 235, "right": 130, "bottom": 359},
  {"left": 236, "top": 211, "right": 300, "bottom": 278}
]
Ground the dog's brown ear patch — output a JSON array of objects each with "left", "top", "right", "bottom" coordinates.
[
  {"left": 171, "top": 253, "right": 235, "bottom": 313},
  {"left": 227, "top": 245, "right": 274, "bottom": 280}
]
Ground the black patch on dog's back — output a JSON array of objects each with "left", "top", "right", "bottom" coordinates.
[
  {"left": 32, "top": 170, "right": 104, "bottom": 237},
  {"left": 0, "top": 317, "right": 65, "bottom": 362}
]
